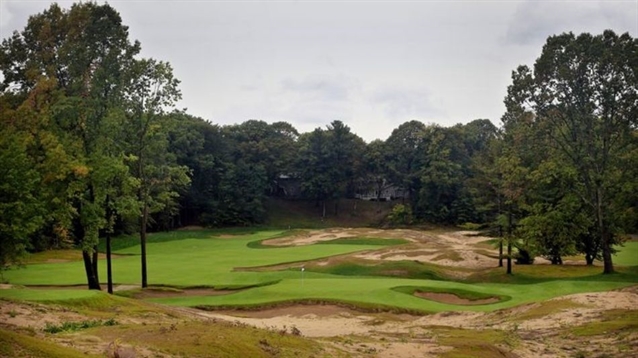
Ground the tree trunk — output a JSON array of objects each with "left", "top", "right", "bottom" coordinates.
[
  {"left": 601, "top": 237, "right": 614, "bottom": 274},
  {"left": 334, "top": 199, "right": 339, "bottom": 217},
  {"left": 596, "top": 188, "right": 614, "bottom": 274},
  {"left": 106, "top": 196, "right": 114, "bottom": 294},
  {"left": 106, "top": 233, "right": 113, "bottom": 294},
  {"left": 585, "top": 254, "right": 595, "bottom": 265},
  {"left": 322, "top": 201, "right": 326, "bottom": 219},
  {"left": 498, "top": 224, "right": 503, "bottom": 267},
  {"left": 506, "top": 207, "right": 513, "bottom": 274},
  {"left": 141, "top": 204, "right": 148, "bottom": 288},
  {"left": 82, "top": 250, "right": 101, "bottom": 290},
  {"left": 92, "top": 246, "right": 99, "bottom": 285},
  {"left": 506, "top": 241, "right": 512, "bottom": 274}
]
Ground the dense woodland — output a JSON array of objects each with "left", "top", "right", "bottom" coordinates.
[{"left": 1, "top": 3, "right": 636, "bottom": 290}]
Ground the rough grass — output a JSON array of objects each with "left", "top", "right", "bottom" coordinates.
[
  {"left": 509, "top": 299, "right": 589, "bottom": 322},
  {"left": 0, "top": 328, "right": 101, "bottom": 358},
  {"left": 315, "top": 237, "right": 409, "bottom": 246},
  {"left": 428, "top": 326, "right": 519, "bottom": 358},
  {"left": 305, "top": 259, "right": 447, "bottom": 280},
  {"left": 570, "top": 309, "right": 638, "bottom": 336},
  {"left": 1, "top": 293, "right": 325, "bottom": 358},
  {"left": 94, "top": 319, "right": 322, "bottom": 358},
  {"left": 431, "top": 250, "right": 464, "bottom": 262},
  {"left": 392, "top": 286, "right": 509, "bottom": 303},
  {"left": 466, "top": 264, "right": 638, "bottom": 284}
]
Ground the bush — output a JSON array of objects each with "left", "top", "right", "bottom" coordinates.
[{"left": 387, "top": 204, "right": 413, "bottom": 226}]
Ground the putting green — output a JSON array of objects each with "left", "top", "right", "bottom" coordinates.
[{"left": 1, "top": 229, "right": 636, "bottom": 313}]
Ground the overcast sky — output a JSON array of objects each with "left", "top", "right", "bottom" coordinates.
[{"left": 2, "top": 1, "right": 637, "bottom": 142}]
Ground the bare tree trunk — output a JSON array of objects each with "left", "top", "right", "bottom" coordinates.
[
  {"left": 506, "top": 207, "right": 513, "bottom": 275},
  {"left": 601, "top": 236, "right": 614, "bottom": 274},
  {"left": 106, "top": 196, "right": 114, "bottom": 294},
  {"left": 322, "top": 201, "right": 326, "bottom": 219},
  {"left": 106, "top": 233, "right": 113, "bottom": 294},
  {"left": 499, "top": 239, "right": 503, "bottom": 267},
  {"left": 498, "top": 224, "right": 503, "bottom": 267},
  {"left": 506, "top": 242, "right": 512, "bottom": 274},
  {"left": 141, "top": 204, "right": 148, "bottom": 288},
  {"left": 92, "top": 246, "right": 99, "bottom": 284}
]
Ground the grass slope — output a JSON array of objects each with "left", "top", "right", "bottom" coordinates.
[
  {"left": 0, "top": 293, "right": 326, "bottom": 358},
  {"left": 0, "top": 328, "right": 102, "bottom": 358}
]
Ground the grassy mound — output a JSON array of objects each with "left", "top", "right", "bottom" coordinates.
[{"left": 0, "top": 328, "right": 101, "bottom": 358}]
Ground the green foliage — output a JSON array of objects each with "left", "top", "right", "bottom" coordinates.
[
  {"left": 43, "top": 318, "right": 117, "bottom": 334},
  {"left": 387, "top": 204, "right": 413, "bottom": 226},
  {"left": 506, "top": 30, "right": 637, "bottom": 273},
  {"left": 0, "top": 128, "right": 44, "bottom": 269}
]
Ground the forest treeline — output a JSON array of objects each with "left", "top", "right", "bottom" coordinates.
[{"left": 1, "top": 3, "right": 636, "bottom": 289}]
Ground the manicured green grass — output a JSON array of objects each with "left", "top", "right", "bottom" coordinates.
[
  {"left": 0, "top": 288, "right": 100, "bottom": 302},
  {"left": 3, "top": 230, "right": 394, "bottom": 287},
  {"left": 2, "top": 229, "right": 637, "bottom": 314},
  {"left": 146, "top": 276, "right": 631, "bottom": 313},
  {"left": 614, "top": 241, "right": 638, "bottom": 266}
]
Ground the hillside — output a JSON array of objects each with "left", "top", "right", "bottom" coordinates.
[{"left": 264, "top": 197, "right": 396, "bottom": 228}]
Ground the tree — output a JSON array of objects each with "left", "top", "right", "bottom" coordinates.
[
  {"left": 123, "top": 59, "right": 189, "bottom": 288},
  {"left": 224, "top": 120, "right": 299, "bottom": 195},
  {"left": 0, "top": 2, "right": 141, "bottom": 289},
  {"left": 0, "top": 126, "right": 44, "bottom": 270},
  {"left": 297, "top": 128, "right": 336, "bottom": 218},
  {"left": 325, "top": 120, "right": 365, "bottom": 215},
  {"left": 385, "top": 121, "right": 427, "bottom": 209},
  {"left": 362, "top": 139, "right": 390, "bottom": 201},
  {"left": 470, "top": 133, "right": 506, "bottom": 266},
  {"left": 507, "top": 30, "right": 638, "bottom": 273},
  {"left": 167, "top": 114, "right": 230, "bottom": 227}
]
